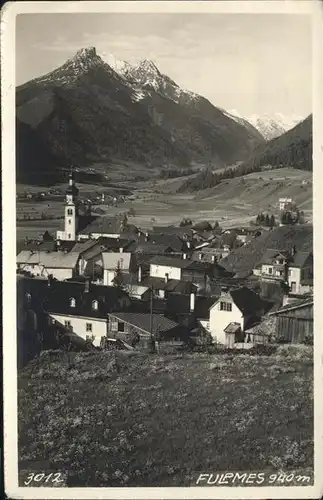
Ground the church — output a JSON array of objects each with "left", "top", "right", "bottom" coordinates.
[{"left": 56, "top": 173, "right": 128, "bottom": 242}]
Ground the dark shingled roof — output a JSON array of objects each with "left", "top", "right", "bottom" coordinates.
[
  {"left": 78, "top": 216, "right": 120, "bottom": 235},
  {"left": 44, "top": 280, "right": 131, "bottom": 319},
  {"left": 108, "top": 312, "right": 179, "bottom": 336},
  {"left": 259, "top": 249, "right": 290, "bottom": 265},
  {"left": 290, "top": 251, "right": 313, "bottom": 268},
  {"left": 142, "top": 277, "right": 197, "bottom": 294},
  {"left": 230, "top": 286, "right": 266, "bottom": 315}
]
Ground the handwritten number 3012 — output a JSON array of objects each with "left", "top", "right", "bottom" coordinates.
[{"left": 24, "top": 472, "right": 64, "bottom": 486}]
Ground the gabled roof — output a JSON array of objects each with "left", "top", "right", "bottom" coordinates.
[
  {"left": 102, "top": 252, "right": 132, "bottom": 271},
  {"left": 230, "top": 287, "right": 266, "bottom": 315},
  {"left": 259, "top": 249, "right": 290, "bottom": 265},
  {"left": 290, "top": 251, "right": 313, "bottom": 268},
  {"left": 45, "top": 280, "right": 131, "bottom": 318},
  {"left": 108, "top": 312, "right": 179, "bottom": 336},
  {"left": 224, "top": 322, "right": 241, "bottom": 334},
  {"left": 78, "top": 216, "right": 120, "bottom": 235},
  {"left": 143, "top": 277, "right": 197, "bottom": 294},
  {"left": 17, "top": 251, "right": 80, "bottom": 269}
]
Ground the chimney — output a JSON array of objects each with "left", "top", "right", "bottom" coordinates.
[
  {"left": 145, "top": 232, "right": 149, "bottom": 242},
  {"left": 291, "top": 245, "right": 296, "bottom": 256},
  {"left": 47, "top": 274, "right": 53, "bottom": 287},
  {"left": 119, "top": 247, "right": 123, "bottom": 253},
  {"left": 211, "top": 255, "right": 216, "bottom": 264},
  {"left": 190, "top": 292, "right": 195, "bottom": 312},
  {"left": 165, "top": 273, "right": 169, "bottom": 283},
  {"left": 199, "top": 253, "right": 203, "bottom": 261},
  {"left": 84, "top": 277, "right": 90, "bottom": 293},
  {"left": 187, "top": 241, "right": 191, "bottom": 249},
  {"left": 183, "top": 253, "right": 187, "bottom": 260},
  {"left": 138, "top": 266, "right": 142, "bottom": 283}
]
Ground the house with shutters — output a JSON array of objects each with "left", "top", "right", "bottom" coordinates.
[
  {"left": 287, "top": 251, "right": 313, "bottom": 295},
  {"left": 253, "top": 249, "right": 291, "bottom": 281},
  {"left": 45, "top": 278, "right": 131, "bottom": 347},
  {"left": 208, "top": 286, "right": 267, "bottom": 345}
]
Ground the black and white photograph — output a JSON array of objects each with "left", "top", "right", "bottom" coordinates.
[{"left": 2, "top": 0, "right": 323, "bottom": 497}]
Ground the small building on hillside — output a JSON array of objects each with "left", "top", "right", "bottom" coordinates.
[
  {"left": 208, "top": 286, "right": 267, "bottom": 344},
  {"left": 254, "top": 249, "right": 291, "bottom": 282},
  {"left": 279, "top": 198, "right": 293, "bottom": 211},
  {"left": 288, "top": 251, "right": 313, "bottom": 294},
  {"left": 17, "top": 250, "right": 80, "bottom": 281},
  {"left": 268, "top": 297, "right": 313, "bottom": 344}
]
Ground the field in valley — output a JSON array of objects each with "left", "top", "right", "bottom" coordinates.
[
  {"left": 16, "top": 167, "right": 312, "bottom": 244},
  {"left": 18, "top": 346, "right": 313, "bottom": 487}
]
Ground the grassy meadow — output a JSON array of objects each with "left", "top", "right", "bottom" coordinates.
[{"left": 18, "top": 345, "right": 313, "bottom": 487}]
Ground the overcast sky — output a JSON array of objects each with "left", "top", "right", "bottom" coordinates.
[{"left": 16, "top": 13, "right": 312, "bottom": 118}]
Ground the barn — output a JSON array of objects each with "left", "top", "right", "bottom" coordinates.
[{"left": 269, "top": 297, "right": 313, "bottom": 344}]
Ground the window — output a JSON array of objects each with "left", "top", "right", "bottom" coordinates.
[
  {"left": 220, "top": 301, "right": 232, "bottom": 312},
  {"left": 25, "top": 293, "right": 31, "bottom": 302},
  {"left": 64, "top": 320, "right": 71, "bottom": 328},
  {"left": 268, "top": 267, "right": 273, "bottom": 274},
  {"left": 68, "top": 219, "right": 71, "bottom": 225},
  {"left": 159, "top": 290, "right": 165, "bottom": 299},
  {"left": 68, "top": 233, "right": 71, "bottom": 239},
  {"left": 92, "top": 300, "right": 98, "bottom": 310},
  {"left": 86, "top": 323, "right": 92, "bottom": 332},
  {"left": 70, "top": 297, "right": 76, "bottom": 307},
  {"left": 117, "top": 321, "right": 125, "bottom": 332},
  {"left": 279, "top": 270, "right": 284, "bottom": 276},
  {"left": 67, "top": 208, "right": 73, "bottom": 216}
]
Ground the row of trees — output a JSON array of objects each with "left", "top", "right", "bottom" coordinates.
[{"left": 255, "top": 213, "right": 276, "bottom": 228}]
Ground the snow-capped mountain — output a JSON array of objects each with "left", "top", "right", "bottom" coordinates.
[
  {"left": 105, "top": 55, "right": 200, "bottom": 106},
  {"left": 16, "top": 47, "right": 265, "bottom": 184},
  {"left": 228, "top": 110, "right": 304, "bottom": 140}
]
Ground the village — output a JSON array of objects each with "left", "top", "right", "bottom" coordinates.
[{"left": 16, "top": 173, "right": 313, "bottom": 363}]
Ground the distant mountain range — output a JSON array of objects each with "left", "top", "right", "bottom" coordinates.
[
  {"left": 16, "top": 47, "right": 264, "bottom": 185},
  {"left": 243, "top": 114, "right": 312, "bottom": 171},
  {"left": 228, "top": 110, "right": 305, "bottom": 140}
]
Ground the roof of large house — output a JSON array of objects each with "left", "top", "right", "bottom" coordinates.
[
  {"left": 149, "top": 255, "right": 211, "bottom": 271},
  {"left": 108, "top": 312, "right": 179, "bottom": 336},
  {"left": 136, "top": 232, "right": 186, "bottom": 251},
  {"left": 133, "top": 242, "right": 174, "bottom": 255},
  {"left": 78, "top": 216, "right": 121, "bottom": 235},
  {"left": 290, "top": 251, "right": 312, "bottom": 268},
  {"left": 17, "top": 250, "right": 80, "bottom": 269},
  {"left": 259, "top": 249, "right": 291, "bottom": 265},
  {"left": 230, "top": 287, "right": 266, "bottom": 315},
  {"left": 102, "top": 252, "right": 132, "bottom": 271},
  {"left": 143, "top": 277, "right": 197, "bottom": 294},
  {"left": 45, "top": 280, "right": 131, "bottom": 319}
]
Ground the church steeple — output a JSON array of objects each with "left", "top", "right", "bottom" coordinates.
[{"left": 62, "top": 166, "right": 79, "bottom": 240}]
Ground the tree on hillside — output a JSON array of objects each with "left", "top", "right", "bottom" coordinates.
[
  {"left": 265, "top": 214, "right": 270, "bottom": 227},
  {"left": 270, "top": 215, "right": 276, "bottom": 228},
  {"left": 112, "top": 261, "right": 124, "bottom": 289},
  {"left": 42, "top": 230, "right": 54, "bottom": 241}
]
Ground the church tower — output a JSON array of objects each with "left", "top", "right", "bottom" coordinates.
[{"left": 63, "top": 171, "right": 79, "bottom": 240}]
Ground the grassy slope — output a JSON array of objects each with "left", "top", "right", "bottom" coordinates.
[{"left": 18, "top": 347, "right": 313, "bottom": 487}]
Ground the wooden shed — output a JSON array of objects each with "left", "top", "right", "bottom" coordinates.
[{"left": 269, "top": 297, "right": 313, "bottom": 344}]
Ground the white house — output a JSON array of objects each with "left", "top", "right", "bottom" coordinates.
[
  {"left": 16, "top": 250, "right": 80, "bottom": 281},
  {"left": 279, "top": 197, "right": 293, "bottom": 211},
  {"left": 208, "top": 287, "right": 265, "bottom": 345},
  {"left": 288, "top": 251, "right": 313, "bottom": 294},
  {"left": 102, "top": 252, "right": 134, "bottom": 286},
  {"left": 46, "top": 279, "right": 131, "bottom": 347}
]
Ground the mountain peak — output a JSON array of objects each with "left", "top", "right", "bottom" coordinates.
[
  {"left": 138, "top": 59, "right": 160, "bottom": 74},
  {"left": 74, "top": 47, "right": 97, "bottom": 60}
]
